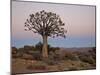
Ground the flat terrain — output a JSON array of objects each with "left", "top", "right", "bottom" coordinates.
[{"left": 12, "top": 47, "right": 96, "bottom": 74}]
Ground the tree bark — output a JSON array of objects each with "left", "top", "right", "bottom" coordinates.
[{"left": 42, "top": 35, "right": 48, "bottom": 59}]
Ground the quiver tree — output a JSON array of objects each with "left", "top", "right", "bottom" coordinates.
[{"left": 25, "top": 10, "right": 67, "bottom": 59}]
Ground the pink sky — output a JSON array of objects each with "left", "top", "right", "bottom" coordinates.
[{"left": 12, "top": 1, "right": 95, "bottom": 39}]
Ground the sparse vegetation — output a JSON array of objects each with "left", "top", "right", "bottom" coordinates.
[
  {"left": 78, "top": 48, "right": 96, "bottom": 65},
  {"left": 27, "top": 61, "right": 47, "bottom": 70},
  {"left": 12, "top": 46, "right": 96, "bottom": 74},
  {"left": 44, "top": 58, "right": 58, "bottom": 65}
]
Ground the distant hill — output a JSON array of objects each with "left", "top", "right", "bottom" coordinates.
[{"left": 60, "top": 47, "right": 94, "bottom": 52}]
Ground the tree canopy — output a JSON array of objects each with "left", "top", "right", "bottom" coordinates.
[{"left": 25, "top": 10, "right": 67, "bottom": 38}]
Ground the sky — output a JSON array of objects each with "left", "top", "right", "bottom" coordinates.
[{"left": 11, "top": 1, "right": 96, "bottom": 48}]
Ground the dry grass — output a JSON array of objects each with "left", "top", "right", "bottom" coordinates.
[{"left": 12, "top": 47, "right": 96, "bottom": 74}]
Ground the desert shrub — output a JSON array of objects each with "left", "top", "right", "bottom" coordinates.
[
  {"left": 24, "top": 45, "right": 31, "bottom": 50},
  {"left": 76, "top": 47, "right": 96, "bottom": 66},
  {"left": 27, "top": 61, "right": 47, "bottom": 70},
  {"left": 35, "top": 42, "right": 43, "bottom": 53},
  {"left": 12, "top": 47, "right": 18, "bottom": 58},
  {"left": 24, "top": 45, "right": 35, "bottom": 54},
  {"left": 49, "top": 51, "right": 55, "bottom": 59},
  {"left": 35, "top": 42, "right": 60, "bottom": 54},
  {"left": 22, "top": 53, "right": 34, "bottom": 60},
  {"left": 12, "top": 47, "right": 18, "bottom": 54},
  {"left": 79, "top": 62, "right": 90, "bottom": 68},
  {"left": 27, "top": 50, "right": 35, "bottom": 55},
  {"left": 63, "top": 52, "right": 77, "bottom": 61},
  {"left": 48, "top": 47, "right": 60, "bottom": 53},
  {"left": 45, "top": 59, "right": 57, "bottom": 65},
  {"left": 17, "top": 48, "right": 24, "bottom": 57},
  {"left": 32, "top": 51, "right": 42, "bottom": 60},
  {"left": 49, "top": 50, "right": 60, "bottom": 61},
  {"left": 54, "top": 54, "right": 60, "bottom": 60},
  {"left": 17, "top": 52, "right": 23, "bottom": 58},
  {"left": 12, "top": 42, "right": 60, "bottom": 60},
  {"left": 43, "top": 57, "right": 58, "bottom": 65},
  {"left": 12, "top": 47, "right": 24, "bottom": 58},
  {"left": 79, "top": 53, "right": 95, "bottom": 64}
]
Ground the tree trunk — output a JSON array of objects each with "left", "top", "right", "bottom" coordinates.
[{"left": 42, "top": 35, "right": 48, "bottom": 59}]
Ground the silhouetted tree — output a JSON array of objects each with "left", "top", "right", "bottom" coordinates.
[{"left": 25, "top": 10, "right": 67, "bottom": 59}]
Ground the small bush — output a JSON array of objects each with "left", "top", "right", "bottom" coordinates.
[
  {"left": 23, "top": 45, "right": 35, "bottom": 54},
  {"left": 12, "top": 47, "right": 18, "bottom": 54},
  {"left": 35, "top": 42, "right": 43, "bottom": 53},
  {"left": 63, "top": 52, "right": 77, "bottom": 61},
  {"left": 79, "top": 62, "right": 90, "bottom": 68},
  {"left": 27, "top": 62, "right": 47, "bottom": 70},
  {"left": 22, "top": 53, "right": 33, "bottom": 60},
  {"left": 49, "top": 50, "right": 60, "bottom": 61},
  {"left": 17, "top": 48, "right": 24, "bottom": 57},
  {"left": 78, "top": 48, "right": 96, "bottom": 66},
  {"left": 32, "top": 51, "right": 42, "bottom": 60},
  {"left": 44, "top": 58, "right": 58, "bottom": 65},
  {"left": 79, "top": 54, "right": 94, "bottom": 64},
  {"left": 49, "top": 47, "right": 60, "bottom": 53}
]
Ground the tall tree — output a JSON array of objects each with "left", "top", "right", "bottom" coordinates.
[{"left": 25, "top": 10, "right": 67, "bottom": 59}]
